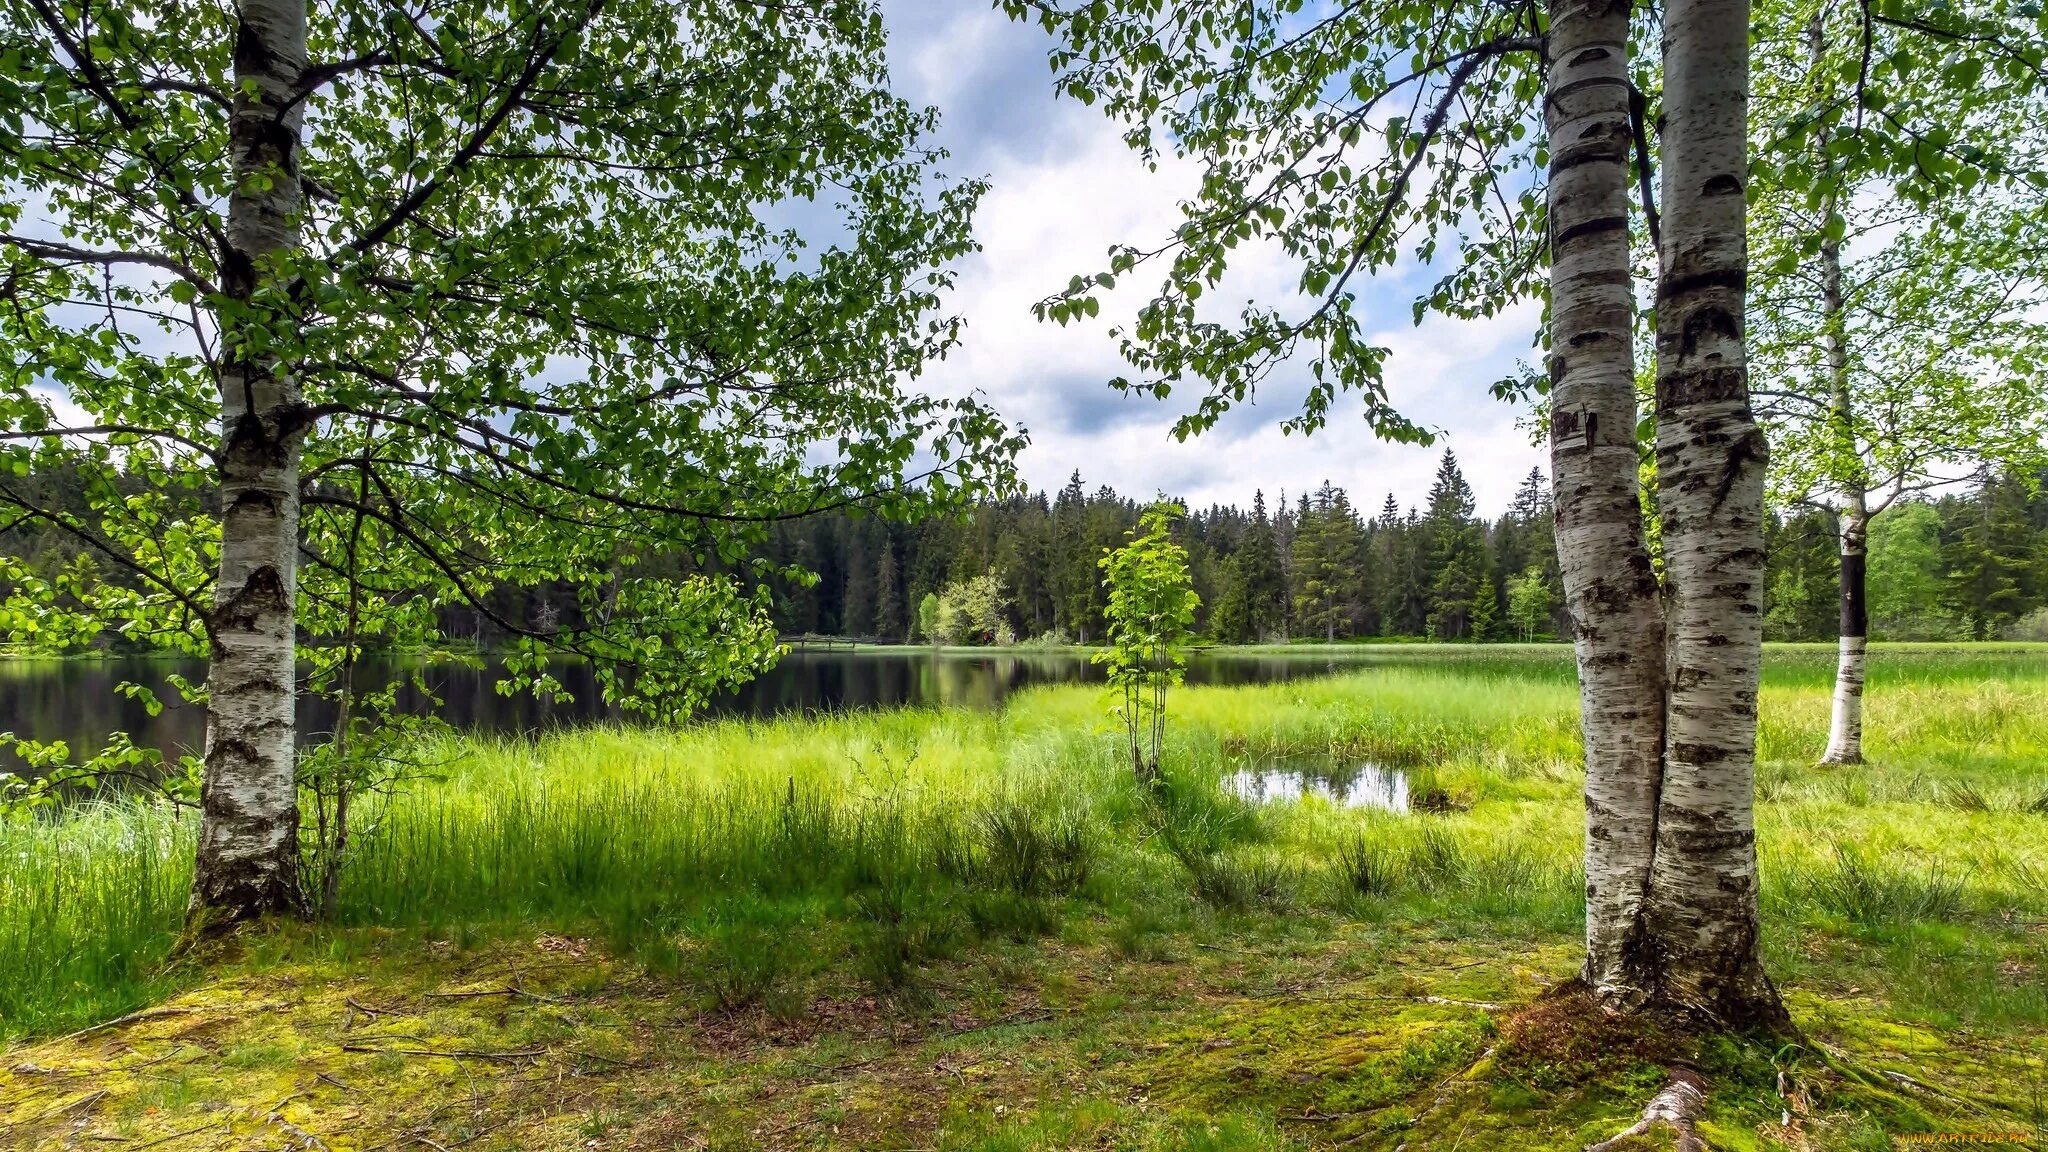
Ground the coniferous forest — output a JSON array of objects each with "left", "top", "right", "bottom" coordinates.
[
  {"left": 744, "top": 454, "right": 2048, "bottom": 645},
  {"left": 10, "top": 450, "right": 2048, "bottom": 653}
]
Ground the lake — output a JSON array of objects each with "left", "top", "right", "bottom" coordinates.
[{"left": 1, "top": 645, "right": 1575, "bottom": 773}]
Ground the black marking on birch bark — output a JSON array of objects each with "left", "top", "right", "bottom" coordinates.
[
  {"left": 1555, "top": 215, "right": 1630, "bottom": 246},
  {"left": 221, "top": 412, "right": 298, "bottom": 477},
  {"left": 1656, "top": 365, "right": 1746, "bottom": 407},
  {"left": 1550, "top": 73, "right": 1629, "bottom": 103},
  {"left": 233, "top": 19, "right": 273, "bottom": 73},
  {"left": 203, "top": 736, "right": 264, "bottom": 774},
  {"left": 1705, "top": 426, "right": 1768, "bottom": 516},
  {"left": 248, "top": 119, "right": 300, "bottom": 174},
  {"left": 1676, "top": 306, "right": 1741, "bottom": 361},
  {"left": 227, "top": 489, "right": 281, "bottom": 515},
  {"left": 1839, "top": 547, "right": 1868, "bottom": 638},
  {"left": 1551, "top": 125, "right": 1630, "bottom": 172},
  {"left": 214, "top": 565, "right": 290, "bottom": 633},
  {"left": 1654, "top": 266, "right": 1745, "bottom": 302},
  {"left": 1667, "top": 741, "right": 1736, "bottom": 764},
  {"left": 222, "top": 249, "right": 258, "bottom": 297},
  {"left": 1653, "top": 824, "right": 1756, "bottom": 854}
]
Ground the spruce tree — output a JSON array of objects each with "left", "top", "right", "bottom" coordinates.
[
  {"left": 874, "top": 541, "right": 906, "bottom": 642},
  {"left": 1424, "top": 451, "right": 1487, "bottom": 639}
]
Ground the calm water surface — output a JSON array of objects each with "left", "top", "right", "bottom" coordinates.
[
  {"left": 3, "top": 647, "right": 1565, "bottom": 773},
  {"left": 1227, "top": 756, "right": 1410, "bottom": 811},
  {"left": 6, "top": 642, "right": 2033, "bottom": 775}
]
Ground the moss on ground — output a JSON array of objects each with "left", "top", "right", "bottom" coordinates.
[{"left": 4, "top": 915, "right": 2042, "bottom": 1151}]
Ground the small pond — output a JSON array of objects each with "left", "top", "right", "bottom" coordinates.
[{"left": 1226, "top": 757, "right": 1410, "bottom": 812}]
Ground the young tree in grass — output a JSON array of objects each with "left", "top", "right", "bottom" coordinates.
[
  {"left": 0, "top": 0, "right": 1021, "bottom": 926},
  {"left": 1749, "top": 0, "right": 2048, "bottom": 763},
  {"left": 1095, "top": 502, "right": 1198, "bottom": 784}
]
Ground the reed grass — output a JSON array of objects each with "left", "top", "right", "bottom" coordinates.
[{"left": 4, "top": 643, "right": 2045, "bottom": 1037}]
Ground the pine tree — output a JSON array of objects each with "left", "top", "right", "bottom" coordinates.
[
  {"left": 1288, "top": 483, "right": 1356, "bottom": 640},
  {"left": 1424, "top": 451, "right": 1487, "bottom": 639},
  {"left": 1942, "top": 468, "right": 2043, "bottom": 639},
  {"left": 842, "top": 523, "right": 877, "bottom": 638},
  {"left": 874, "top": 537, "right": 906, "bottom": 642}
]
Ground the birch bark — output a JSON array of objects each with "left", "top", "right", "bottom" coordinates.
[
  {"left": 1542, "top": 0, "right": 1668, "bottom": 1002},
  {"left": 190, "top": 0, "right": 312, "bottom": 924},
  {"left": 1823, "top": 504, "right": 1869, "bottom": 765},
  {"left": 1807, "top": 12, "right": 1870, "bottom": 767},
  {"left": 1645, "top": 0, "right": 1784, "bottom": 1025}
]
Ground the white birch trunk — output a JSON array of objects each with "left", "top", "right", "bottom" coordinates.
[
  {"left": 1823, "top": 502, "right": 1869, "bottom": 765},
  {"left": 1542, "top": 0, "right": 1668, "bottom": 1003},
  {"left": 190, "top": 0, "right": 311, "bottom": 924},
  {"left": 1813, "top": 135, "right": 1869, "bottom": 765},
  {"left": 1645, "top": 0, "right": 1783, "bottom": 1025}
]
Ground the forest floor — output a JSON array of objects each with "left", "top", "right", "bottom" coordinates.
[{"left": 4, "top": 645, "right": 2045, "bottom": 1151}]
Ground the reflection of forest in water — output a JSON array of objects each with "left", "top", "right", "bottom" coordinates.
[{"left": 1, "top": 646, "right": 1578, "bottom": 776}]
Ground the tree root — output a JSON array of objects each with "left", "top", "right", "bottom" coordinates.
[{"left": 1585, "top": 1067, "right": 1708, "bottom": 1152}]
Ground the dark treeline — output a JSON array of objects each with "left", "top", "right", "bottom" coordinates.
[
  {"left": 743, "top": 452, "right": 2048, "bottom": 645},
  {"left": 745, "top": 451, "right": 1565, "bottom": 645},
  {"left": 8, "top": 453, "right": 2046, "bottom": 649}
]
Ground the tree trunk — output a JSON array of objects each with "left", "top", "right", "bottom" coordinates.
[
  {"left": 1823, "top": 506, "right": 1868, "bottom": 764},
  {"left": 1544, "top": 0, "right": 1669, "bottom": 1002},
  {"left": 1645, "top": 0, "right": 1784, "bottom": 1026},
  {"left": 1810, "top": 90, "right": 1869, "bottom": 765},
  {"left": 190, "top": 0, "right": 312, "bottom": 926}
]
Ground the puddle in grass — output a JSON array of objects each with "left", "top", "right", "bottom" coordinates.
[{"left": 1226, "top": 757, "right": 1410, "bottom": 812}]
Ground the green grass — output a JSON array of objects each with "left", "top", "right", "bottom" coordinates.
[{"left": 3, "top": 643, "right": 2045, "bottom": 1148}]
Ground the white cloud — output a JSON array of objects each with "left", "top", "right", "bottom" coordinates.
[{"left": 884, "top": 0, "right": 1550, "bottom": 515}]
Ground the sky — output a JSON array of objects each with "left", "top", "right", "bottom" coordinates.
[{"left": 878, "top": 1, "right": 1552, "bottom": 518}]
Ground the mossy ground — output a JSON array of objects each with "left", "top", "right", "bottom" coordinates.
[
  {"left": 5, "top": 645, "right": 2046, "bottom": 1149},
  {"left": 5, "top": 915, "right": 2041, "bottom": 1150}
]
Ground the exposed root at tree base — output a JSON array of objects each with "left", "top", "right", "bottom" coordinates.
[{"left": 1584, "top": 1067, "right": 1708, "bottom": 1152}]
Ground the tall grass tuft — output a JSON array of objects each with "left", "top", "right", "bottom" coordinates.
[
  {"left": 1333, "top": 831, "right": 1397, "bottom": 898},
  {"left": 975, "top": 797, "right": 1091, "bottom": 897},
  {"left": 1810, "top": 845, "right": 1969, "bottom": 925},
  {"left": 0, "top": 800, "right": 193, "bottom": 1034}
]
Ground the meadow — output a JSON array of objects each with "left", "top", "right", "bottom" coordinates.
[{"left": 2, "top": 643, "right": 2044, "bottom": 1150}]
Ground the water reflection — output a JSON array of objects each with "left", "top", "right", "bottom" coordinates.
[
  {"left": 1226, "top": 757, "right": 1410, "bottom": 812},
  {"left": 3, "top": 648, "right": 1538, "bottom": 775}
]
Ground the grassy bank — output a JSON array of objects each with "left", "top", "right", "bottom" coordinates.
[{"left": 3, "top": 645, "right": 2045, "bottom": 1148}]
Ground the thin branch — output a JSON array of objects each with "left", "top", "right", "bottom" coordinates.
[{"left": 0, "top": 234, "right": 218, "bottom": 295}]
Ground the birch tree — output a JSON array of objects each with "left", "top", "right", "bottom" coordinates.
[
  {"left": 1636, "top": 0, "right": 1782, "bottom": 1024},
  {"left": 0, "top": 0, "right": 1021, "bottom": 926},
  {"left": 1003, "top": 0, "right": 1801, "bottom": 1033},
  {"left": 1750, "top": 0, "right": 2048, "bottom": 763}
]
